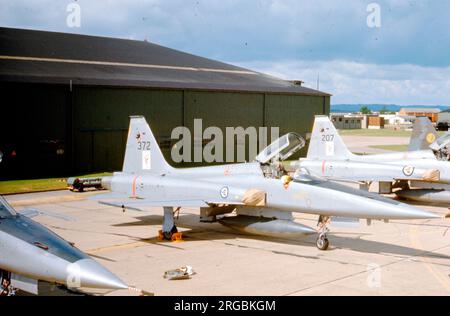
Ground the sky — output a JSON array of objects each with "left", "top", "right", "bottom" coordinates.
[{"left": 1, "top": 0, "right": 449, "bottom": 105}]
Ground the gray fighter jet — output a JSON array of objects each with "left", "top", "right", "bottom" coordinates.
[
  {"left": 294, "top": 116, "right": 450, "bottom": 204},
  {"left": 0, "top": 170, "right": 127, "bottom": 295},
  {"left": 93, "top": 116, "right": 439, "bottom": 251}
]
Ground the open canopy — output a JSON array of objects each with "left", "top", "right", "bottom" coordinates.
[
  {"left": 0, "top": 196, "right": 17, "bottom": 217},
  {"left": 430, "top": 132, "right": 450, "bottom": 151},
  {"left": 255, "top": 133, "right": 305, "bottom": 164}
]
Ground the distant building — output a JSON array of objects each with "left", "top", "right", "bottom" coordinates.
[
  {"left": 330, "top": 113, "right": 363, "bottom": 129},
  {"left": 368, "top": 116, "right": 385, "bottom": 129},
  {"left": 361, "top": 114, "right": 379, "bottom": 129},
  {"left": 438, "top": 109, "right": 450, "bottom": 124},
  {"left": 382, "top": 115, "right": 415, "bottom": 126},
  {"left": 399, "top": 108, "right": 440, "bottom": 123}
]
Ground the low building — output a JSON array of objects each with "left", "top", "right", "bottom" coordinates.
[
  {"left": 330, "top": 113, "right": 363, "bottom": 129},
  {"left": 399, "top": 108, "right": 440, "bottom": 123},
  {"left": 368, "top": 116, "right": 385, "bottom": 129},
  {"left": 383, "top": 115, "right": 415, "bottom": 126},
  {"left": 361, "top": 114, "right": 379, "bottom": 129}
]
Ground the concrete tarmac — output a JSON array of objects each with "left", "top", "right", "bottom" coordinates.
[
  {"left": 342, "top": 135, "right": 409, "bottom": 154},
  {"left": 5, "top": 189, "right": 450, "bottom": 296},
  {"left": 3, "top": 135, "right": 450, "bottom": 296}
]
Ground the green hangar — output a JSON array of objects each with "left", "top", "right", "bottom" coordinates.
[{"left": 0, "top": 27, "right": 330, "bottom": 179}]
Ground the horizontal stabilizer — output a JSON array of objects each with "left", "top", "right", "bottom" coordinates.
[{"left": 20, "top": 208, "right": 74, "bottom": 221}]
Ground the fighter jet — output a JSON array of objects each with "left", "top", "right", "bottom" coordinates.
[
  {"left": 293, "top": 116, "right": 450, "bottom": 204},
  {"left": 93, "top": 116, "right": 439, "bottom": 251},
  {"left": 0, "top": 180, "right": 127, "bottom": 294}
]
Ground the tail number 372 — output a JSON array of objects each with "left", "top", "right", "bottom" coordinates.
[{"left": 137, "top": 141, "right": 151, "bottom": 150}]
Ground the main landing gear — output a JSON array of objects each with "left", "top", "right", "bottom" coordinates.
[
  {"left": 158, "top": 207, "right": 183, "bottom": 241},
  {"left": 316, "top": 215, "right": 330, "bottom": 251}
]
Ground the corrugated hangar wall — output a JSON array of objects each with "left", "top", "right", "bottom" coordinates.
[
  {"left": 73, "top": 87, "right": 184, "bottom": 173},
  {"left": 73, "top": 87, "right": 330, "bottom": 173},
  {"left": 0, "top": 83, "right": 329, "bottom": 179}
]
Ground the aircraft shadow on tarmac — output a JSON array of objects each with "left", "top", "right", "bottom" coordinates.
[{"left": 111, "top": 213, "right": 450, "bottom": 262}]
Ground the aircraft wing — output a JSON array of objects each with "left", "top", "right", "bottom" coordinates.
[
  {"left": 317, "top": 175, "right": 398, "bottom": 183},
  {"left": 99, "top": 199, "right": 210, "bottom": 210},
  {"left": 93, "top": 193, "right": 245, "bottom": 211},
  {"left": 294, "top": 176, "right": 406, "bottom": 206}
]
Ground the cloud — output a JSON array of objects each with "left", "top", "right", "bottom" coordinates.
[
  {"left": 235, "top": 59, "right": 450, "bottom": 105},
  {"left": 1, "top": 0, "right": 449, "bottom": 67},
  {"left": 1, "top": 0, "right": 448, "bottom": 104}
]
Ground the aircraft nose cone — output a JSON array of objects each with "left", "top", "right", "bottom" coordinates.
[{"left": 67, "top": 259, "right": 128, "bottom": 290}]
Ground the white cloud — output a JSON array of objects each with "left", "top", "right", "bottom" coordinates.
[
  {"left": 1, "top": 0, "right": 449, "bottom": 66},
  {"left": 1, "top": 0, "right": 449, "bottom": 105},
  {"left": 234, "top": 59, "right": 450, "bottom": 105}
]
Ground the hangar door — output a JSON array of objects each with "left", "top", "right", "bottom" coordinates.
[
  {"left": 73, "top": 87, "right": 183, "bottom": 173},
  {"left": 0, "top": 83, "right": 68, "bottom": 179},
  {"left": 183, "top": 91, "right": 264, "bottom": 164}
]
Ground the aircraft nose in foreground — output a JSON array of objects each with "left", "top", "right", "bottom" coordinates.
[{"left": 68, "top": 259, "right": 128, "bottom": 290}]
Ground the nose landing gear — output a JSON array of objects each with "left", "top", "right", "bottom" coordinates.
[
  {"left": 316, "top": 215, "right": 331, "bottom": 251},
  {"left": 316, "top": 232, "right": 330, "bottom": 251}
]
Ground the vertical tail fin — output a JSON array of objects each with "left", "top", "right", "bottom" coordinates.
[
  {"left": 122, "top": 116, "right": 173, "bottom": 175},
  {"left": 409, "top": 117, "right": 438, "bottom": 151},
  {"left": 306, "top": 116, "right": 353, "bottom": 159}
]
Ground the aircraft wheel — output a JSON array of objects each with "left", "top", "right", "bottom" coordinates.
[
  {"left": 163, "top": 231, "right": 173, "bottom": 240},
  {"left": 316, "top": 234, "right": 329, "bottom": 251},
  {"left": 163, "top": 225, "right": 178, "bottom": 240}
]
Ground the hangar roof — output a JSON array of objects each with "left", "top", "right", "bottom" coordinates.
[{"left": 0, "top": 27, "right": 330, "bottom": 96}]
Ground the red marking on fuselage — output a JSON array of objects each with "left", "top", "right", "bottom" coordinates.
[
  {"left": 322, "top": 160, "right": 326, "bottom": 175},
  {"left": 132, "top": 176, "right": 138, "bottom": 198}
]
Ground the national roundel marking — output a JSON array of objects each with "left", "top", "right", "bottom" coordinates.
[
  {"left": 220, "top": 187, "right": 229, "bottom": 199},
  {"left": 426, "top": 133, "right": 436, "bottom": 144},
  {"left": 403, "top": 165, "right": 415, "bottom": 177}
]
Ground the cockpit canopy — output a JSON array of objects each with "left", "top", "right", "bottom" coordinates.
[
  {"left": 430, "top": 132, "right": 450, "bottom": 152},
  {"left": 0, "top": 196, "right": 17, "bottom": 217},
  {"left": 255, "top": 133, "right": 306, "bottom": 164}
]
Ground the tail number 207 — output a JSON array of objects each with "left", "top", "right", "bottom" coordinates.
[{"left": 321, "top": 134, "right": 334, "bottom": 142}]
